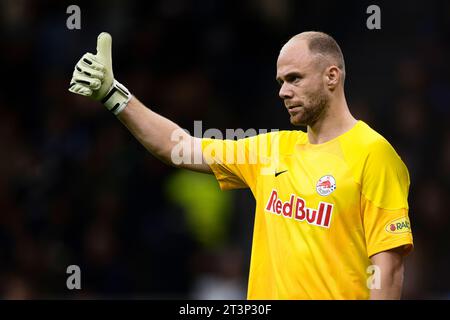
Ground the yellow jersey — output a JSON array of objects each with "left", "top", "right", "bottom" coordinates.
[{"left": 201, "top": 121, "right": 413, "bottom": 299}]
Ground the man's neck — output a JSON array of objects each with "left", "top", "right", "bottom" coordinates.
[{"left": 307, "top": 97, "right": 357, "bottom": 144}]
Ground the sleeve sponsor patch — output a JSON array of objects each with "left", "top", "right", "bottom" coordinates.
[{"left": 385, "top": 217, "right": 411, "bottom": 234}]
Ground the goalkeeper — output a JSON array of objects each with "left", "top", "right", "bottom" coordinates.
[{"left": 69, "top": 32, "right": 414, "bottom": 299}]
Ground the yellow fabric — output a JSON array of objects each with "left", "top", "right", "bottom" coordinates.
[{"left": 201, "top": 121, "right": 413, "bottom": 299}]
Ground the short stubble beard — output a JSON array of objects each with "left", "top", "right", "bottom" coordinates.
[{"left": 290, "top": 87, "right": 330, "bottom": 127}]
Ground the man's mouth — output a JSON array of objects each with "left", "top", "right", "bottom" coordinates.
[{"left": 287, "top": 105, "right": 303, "bottom": 113}]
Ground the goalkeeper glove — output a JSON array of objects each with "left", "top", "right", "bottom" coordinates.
[{"left": 69, "top": 32, "right": 132, "bottom": 115}]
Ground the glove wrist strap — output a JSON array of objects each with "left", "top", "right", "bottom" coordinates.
[{"left": 101, "top": 80, "right": 132, "bottom": 115}]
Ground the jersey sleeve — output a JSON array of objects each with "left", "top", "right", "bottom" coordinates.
[
  {"left": 201, "top": 135, "right": 263, "bottom": 191},
  {"left": 361, "top": 140, "right": 414, "bottom": 258}
]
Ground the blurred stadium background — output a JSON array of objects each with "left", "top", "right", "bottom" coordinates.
[{"left": 0, "top": 0, "right": 449, "bottom": 299}]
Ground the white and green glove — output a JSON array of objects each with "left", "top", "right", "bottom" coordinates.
[{"left": 69, "top": 32, "right": 132, "bottom": 115}]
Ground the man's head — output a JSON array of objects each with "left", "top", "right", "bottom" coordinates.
[{"left": 276, "top": 31, "right": 346, "bottom": 126}]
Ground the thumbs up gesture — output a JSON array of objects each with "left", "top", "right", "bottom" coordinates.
[{"left": 69, "top": 32, "right": 131, "bottom": 115}]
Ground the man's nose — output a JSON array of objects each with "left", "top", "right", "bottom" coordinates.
[{"left": 279, "top": 83, "right": 293, "bottom": 100}]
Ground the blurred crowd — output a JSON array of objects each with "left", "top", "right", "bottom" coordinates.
[{"left": 0, "top": 0, "right": 449, "bottom": 299}]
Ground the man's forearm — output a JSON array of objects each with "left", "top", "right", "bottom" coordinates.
[
  {"left": 369, "top": 269, "right": 403, "bottom": 299},
  {"left": 116, "top": 97, "right": 211, "bottom": 173},
  {"left": 369, "top": 249, "right": 405, "bottom": 300},
  {"left": 117, "top": 96, "right": 186, "bottom": 165}
]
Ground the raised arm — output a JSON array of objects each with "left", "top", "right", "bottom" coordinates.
[
  {"left": 117, "top": 96, "right": 211, "bottom": 173},
  {"left": 68, "top": 32, "right": 211, "bottom": 174}
]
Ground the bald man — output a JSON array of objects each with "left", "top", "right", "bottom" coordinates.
[{"left": 69, "top": 31, "right": 413, "bottom": 299}]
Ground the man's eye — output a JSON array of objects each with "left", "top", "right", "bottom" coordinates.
[{"left": 286, "top": 76, "right": 301, "bottom": 84}]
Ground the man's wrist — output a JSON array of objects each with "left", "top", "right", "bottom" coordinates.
[{"left": 102, "top": 79, "right": 132, "bottom": 115}]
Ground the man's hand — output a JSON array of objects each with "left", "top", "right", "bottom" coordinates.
[{"left": 69, "top": 32, "right": 132, "bottom": 115}]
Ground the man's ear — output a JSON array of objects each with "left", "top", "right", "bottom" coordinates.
[{"left": 325, "top": 66, "right": 341, "bottom": 90}]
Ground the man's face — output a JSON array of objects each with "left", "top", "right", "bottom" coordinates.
[{"left": 276, "top": 40, "right": 330, "bottom": 127}]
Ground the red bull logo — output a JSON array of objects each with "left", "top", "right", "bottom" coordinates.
[
  {"left": 265, "top": 189, "right": 334, "bottom": 228},
  {"left": 318, "top": 180, "right": 331, "bottom": 188},
  {"left": 316, "top": 175, "right": 336, "bottom": 196}
]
